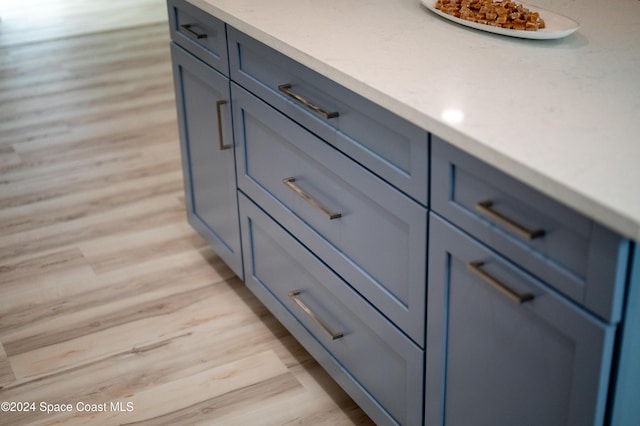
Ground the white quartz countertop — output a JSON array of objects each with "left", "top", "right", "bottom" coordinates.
[{"left": 188, "top": 0, "right": 640, "bottom": 240}]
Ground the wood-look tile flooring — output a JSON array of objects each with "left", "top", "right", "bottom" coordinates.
[
  {"left": 0, "top": 1, "right": 373, "bottom": 424},
  {"left": 0, "top": 0, "right": 169, "bottom": 47}
]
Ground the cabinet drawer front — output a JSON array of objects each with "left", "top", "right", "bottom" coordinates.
[
  {"left": 167, "top": 0, "right": 228, "bottom": 75},
  {"left": 426, "top": 214, "right": 615, "bottom": 426},
  {"left": 227, "top": 28, "right": 428, "bottom": 206},
  {"left": 240, "top": 194, "right": 424, "bottom": 426},
  {"left": 432, "top": 137, "right": 629, "bottom": 322},
  {"left": 233, "top": 84, "right": 427, "bottom": 345}
]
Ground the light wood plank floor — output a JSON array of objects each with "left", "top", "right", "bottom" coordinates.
[
  {"left": 0, "top": 0, "right": 169, "bottom": 47},
  {"left": 0, "top": 1, "right": 374, "bottom": 424}
]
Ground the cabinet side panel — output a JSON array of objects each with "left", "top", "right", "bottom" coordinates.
[{"left": 611, "top": 244, "right": 640, "bottom": 425}]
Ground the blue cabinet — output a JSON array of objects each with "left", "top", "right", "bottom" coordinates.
[
  {"left": 426, "top": 214, "right": 616, "bottom": 426},
  {"left": 610, "top": 248, "right": 640, "bottom": 424},
  {"left": 431, "top": 136, "right": 630, "bottom": 323},
  {"left": 232, "top": 83, "right": 427, "bottom": 345},
  {"left": 239, "top": 193, "right": 423, "bottom": 426},
  {"left": 227, "top": 28, "right": 429, "bottom": 206},
  {"left": 169, "top": 4, "right": 428, "bottom": 421},
  {"left": 170, "top": 43, "right": 243, "bottom": 278},
  {"left": 167, "top": 2, "right": 638, "bottom": 425}
]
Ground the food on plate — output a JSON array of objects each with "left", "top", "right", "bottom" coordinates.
[{"left": 434, "top": 0, "right": 546, "bottom": 31}]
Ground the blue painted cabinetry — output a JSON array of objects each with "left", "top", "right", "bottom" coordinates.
[
  {"left": 229, "top": 31, "right": 428, "bottom": 424},
  {"left": 168, "top": 1, "right": 427, "bottom": 423},
  {"left": 227, "top": 28, "right": 429, "bottom": 206},
  {"left": 167, "top": 1, "right": 638, "bottom": 425},
  {"left": 239, "top": 193, "right": 424, "bottom": 425},
  {"left": 428, "top": 138, "right": 633, "bottom": 426},
  {"left": 232, "top": 83, "right": 427, "bottom": 345},
  {"left": 431, "top": 136, "right": 630, "bottom": 323},
  {"left": 168, "top": 0, "right": 242, "bottom": 278},
  {"left": 426, "top": 215, "right": 616, "bottom": 426}
]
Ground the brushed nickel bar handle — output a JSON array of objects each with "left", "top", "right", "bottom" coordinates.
[
  {"left": 216, "top": 100, "right": 231, "bottom": 151},
  {"left": 283, "top": 177, "right": 341, "bottom": 220},
  {"left": 467, "top": 261, "right": 534, "bottom": 304},
  {"left": 475, "top": 200, "right": 545, "bottom": 240},
  {"left": 277, "top": 84, "right": 339, "bottom": 120},
  {"left": 180, "top": 24, "right": 207, "bottom": 39},
  {"left": 288, "top": 290, "right": 344, "bottom": 340}
]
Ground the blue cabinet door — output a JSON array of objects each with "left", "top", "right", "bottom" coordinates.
[
  {"left": 426, "top": 214, "right": 616, "bottom": 426},
  {"left": 170, "top": 43, "right": 242, "bottom": 278}
]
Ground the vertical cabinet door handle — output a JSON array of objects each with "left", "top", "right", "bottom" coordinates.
[
  {"left": 216, "top": 100, "right": 232, "bottom": 151},
  {"left": 288, "top": 290, "right": 344, "bottom": 340},
  {"left": 282, "top": 177, "right": 342, "bottom": 220},
  {"left": 475, "top": 200, "right": 545, "bottom": 240},
  {"left": 179, "top": 24, "right": 208, "bottom": 40},
  {"left": 467, "top": 261, "right": 534, "bottom": 304}
]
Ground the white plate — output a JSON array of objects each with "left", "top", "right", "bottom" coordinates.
[{"left": 421, "top": 0, "right": 580, "bottom": 39}]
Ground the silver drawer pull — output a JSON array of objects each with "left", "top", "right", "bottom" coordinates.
[
  {"left": 216, "top": 100, "right": 231, "bottom": 150},
  {"left": 283, "top": 177, "right": 341, "bottom": 220},
  {"left": 288, "top": 290, "right": 344, "bottom": 340},
  {"left": 467, "top": 261, "right": 534, "bottom": 304},
  {"left": 277, "top": 84, "right": 339, "bottom": 120},
  {"left": 475, "top": 200, "right": 545, "bottom": 240},
  {"left": 180, "top": 24, "right": 208, "bottom": 40}
]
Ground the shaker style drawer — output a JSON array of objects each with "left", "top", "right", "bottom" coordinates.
[
  {"left": 167, "top": 0, "right": 228, "bottom": 75},
  {"left": 233, "top": 84, "right": 427, "bottom": 345},
  {"left": 431, "top": 136, "right": 630, "bottom": 322},
  {"left": 240, "top": 194, "right": 424, "bottom": 426},
  {"left": 426, "top": 214, "right": 616, "bottom": 426},
  {"left": 227, "top": 28, "right": 429, "bottom": 206}
]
